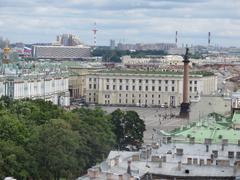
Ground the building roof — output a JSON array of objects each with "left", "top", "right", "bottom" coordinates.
[
  {"left": 93, "top": 69, "right": 215, "bottom": 77},
  {"left": 160, "top": 113, "right": 240, "bottom": 144}
]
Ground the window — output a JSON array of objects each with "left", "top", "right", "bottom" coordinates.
[
  {"left": 152, "top": 86, "right": 155, "bottom": 91},
  {"left": 159, "top": 86, "right": 161, "bottom": 91},
  {"left": 139, "top": 79, "right": 142, "bottom": 83},
  {"left": 113, "top": 79, "right": 116, "bottom": 82},
  {"left": 89, "top": 98, "right": 91, "bottom": 102},
  {"left": 89, "top": 84, "right": 92, "bottom": 89},
  {"left": 119, "top": 99, "right": 121, "bottom": 103},
  {"left": 146, "top": 80, "right": 148, "bottom": 83},
  {"left": 165, "top": 80, "right": 168, "bottom": 84},
  {"left": 113, "top": 85, "right": 116, "bottom": 90},
  {"left": 132, "top": 79, "right": 135, "bottom": 83},
  {"left": 190, "top": 87, "right": 192, "bottom": 92},
  {"left": 89, "top": 93, "right": 91, "bottom": 96},
  {"left": 89, "top": 78, "right": 92, "bottom": 82},
  {"left": 145, "top": 86, "right": 148, "bottom": 91},
  {"left": 139, "top": 99, "right": 141, "bottom": 103},
  {"left": 93, "top": 98, "right": 96, "bottom": 102},
  {"left": 152, "top": 80, "right": 155, "bottom": 83},
  {"left": 132, "top": 94, "right": 135, "bottom": 97},
  {"left": 194, "top": 81, "right": 197, "bottom": 84},
  {"left": 172, "top": 80, "right": 175, "bottom": 84},
  {"left": 126, "top": 94, "right": 128, "bottom": 97},
  {"left": 152, "top": 100, "right": 154, "bottom": 104},
  {"left": 190, "top": 81, "right": 192, "bottom": 84},
  {"left": 145, "top": 94, "right": 148, "bottom": 98},
  {"left": 126, "top": 99, "right": 128, "bottom": 104},
  {"left": 158, "top": 94, "right": 160, "bottom": 98},
  {"left": 126, "top": 85, "right": 129, "bottom": 90},
  {"left": 119, "top": 79, "right": 122, "bottom": 83},
  {"left": 94, "top": 78, "right": 96, "bottom": 82},
  {"left": 139, "top": 94, "right": 141, "bottom": 98},
  {"left": 107, "top": 79, "right": 109, "bottom": 82},
  {"left": 119, "top": 85, "right": 122, "bottom": 90},
  {"left": 172, "top": 87, "right": 175, "bottom": 92},
  {"left": 165, "top": 86, "right": 168, "bottom": 92},
  {"left": 158, "top": 100, "right": 161, "bottom": 104},
  {"left": 132, "top": 99, "right": 135, "bottom": 104},
  {"left": 94, "top": 84, "right": 96, "bottom": 89},
  {"left": 106, "top": 85, "right": 109, "bottom": 90},
  {"left": 119, "top": 94, "right": 121, "bottom": 97},
  {"left": 139, "top": 86, "right": 142, "bottom": 91},
  {"left": 158, "top": 80, "right": 161, "bottom": 84},
  {"left": 152, "top": 94, "right": 154, "bottom": 98},
  {"left": 132, "top": 85, "right": 135, "bottom": 90},
  {"left": 126, "top": 79, "right": 129, "bottom": 83},
  {"left": 194, "top": 87, "right": 197, "bottom": 92}
]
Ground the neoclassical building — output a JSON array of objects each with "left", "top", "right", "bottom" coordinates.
[{"left": 85, "top": 70, "right": 217, "bottom": 107}]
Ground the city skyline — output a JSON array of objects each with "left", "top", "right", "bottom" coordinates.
[{"left": 1, "top": 0, "right": 240, "bottom": 47}]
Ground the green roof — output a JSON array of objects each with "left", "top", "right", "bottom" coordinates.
[
  {"left": 232, "top": 112, "right": 240, "bottom": 124},
  {"left": 167, "top": 113, "right": 240, "bottom": 144}
]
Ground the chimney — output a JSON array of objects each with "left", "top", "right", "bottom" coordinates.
[
  {"left": 179, "top": 48, "right": 190, "bottom": 118},
  {"left": 178, "top": 161, "right": 182, "bottom": 171},
  {"left": 127, "top": 160, "right": 131, "bottom": 175},
  {"left": 206, "top": 145, "right": 209, "bottom": 152}
]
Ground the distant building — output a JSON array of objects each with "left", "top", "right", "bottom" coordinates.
[
  {"left": 117, "top": 43, "right": 176, "bottom": 51},
  {"left": 110, "top": 39, "right": 116, "bottom": 50},
  {"left": 32, "top": 45, "right": 91, "bottom": 60},
  {"left": 54, "top": 34, "right": 82, "bottom": 46}
]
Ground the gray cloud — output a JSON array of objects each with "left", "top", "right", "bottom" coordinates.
[{"left": 0, "top": 0, "right": 239, "bottom": 46}]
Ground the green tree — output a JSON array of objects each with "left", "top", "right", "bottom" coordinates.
[
  {"left": 28, "top": 119, "right": 80, "bottom": 180},
  {"left": 110, "top": 109, "right": 146, "bottom": 150}
]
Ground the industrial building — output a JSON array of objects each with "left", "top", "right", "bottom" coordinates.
[
  {"left": 85, "top": 70, "right": 217, "bottom": 107},
  {"left": 32, "top": 45, "right": 91, "bottom": 59}
]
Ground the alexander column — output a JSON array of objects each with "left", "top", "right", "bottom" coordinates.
[{"left": 180, "top": 48, "right": 190, "bottom": 118}]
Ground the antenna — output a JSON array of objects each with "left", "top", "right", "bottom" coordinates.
[{"left": 92, "top": 22, "right": 98, "bottom": 48}]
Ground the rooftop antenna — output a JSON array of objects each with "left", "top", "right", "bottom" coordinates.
[{"left": 92, "top": 22, "right": 98, "bottom": 48}]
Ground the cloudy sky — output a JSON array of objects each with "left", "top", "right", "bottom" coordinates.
[{"left": 0, "top": 0, "right": 240, "bottom": 47}]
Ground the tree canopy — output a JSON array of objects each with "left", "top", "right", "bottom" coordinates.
[
  {"left": 110, "top": 109, "right": 146, "bottom": 150},
  {"left": 0, "top": 97, "right": 116, "bottom": 180}
]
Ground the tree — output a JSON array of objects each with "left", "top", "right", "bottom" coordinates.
[
  {"left": 28, "top": 119, "right": 80, "bottom": 180},
  {"left": 110, "top": 109, "right": 146, "bottom": 150}
]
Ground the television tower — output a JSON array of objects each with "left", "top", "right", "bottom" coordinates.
[{"left": 92, "top": 22, "right": 98, "bottom": 48}]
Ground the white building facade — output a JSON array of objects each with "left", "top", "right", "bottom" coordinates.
[
  {"left": 85, "top": 71, "right": 217, "bottom": 107},
  {"left": 0, "top": 61, "right": 70, "bottom": 106}
]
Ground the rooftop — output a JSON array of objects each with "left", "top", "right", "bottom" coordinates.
[
  {"left": 95, "top": 69, "right": 215, "bottom": 77},
  {"left": 80, "top": 143, "right": 240, "bottom": 179},
  {"left": 159, "top": 112, "right": 240, "bottom": 144}
]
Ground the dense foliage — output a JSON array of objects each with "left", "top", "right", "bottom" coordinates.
[
  {"left": 91, "top": 48, "right": 167, "bottom": 62},
  {"left": 110, "top": 109, "right": 146, "bottom": 150},
  {"left": 0, "top": 97, "right": 116, "bottom": 180}
]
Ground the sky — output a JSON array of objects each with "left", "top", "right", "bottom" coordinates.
[{"left": 0, "top": 0, "right": 240, "bottom": 47}]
